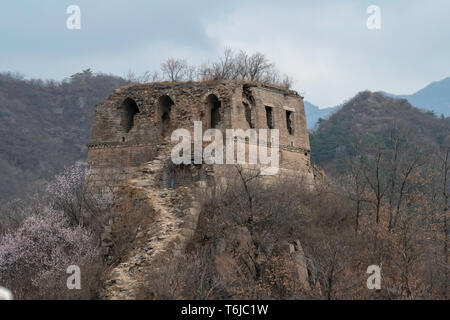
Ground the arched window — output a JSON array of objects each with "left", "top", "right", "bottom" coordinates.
[
  {"left": 121, "top": 98, "right": 139, "bottom": 133},
  {"left": 206, "top": 94, "right": 221, "bottom": 128},
  {"left": 158, "top": 95, "right": 174, "bottom": 137}
]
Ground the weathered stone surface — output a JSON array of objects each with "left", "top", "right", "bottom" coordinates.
[
  {"left": 85, "top": 80, "right": 315, "bottom": 300},
  {"left": 290, "top": 240, "right": 311, "bottom": 290},
  {"left": 85, "top": 80, "right": 313, "bottom": 202}
]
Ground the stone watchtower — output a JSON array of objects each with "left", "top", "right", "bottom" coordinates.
[
  {"left": 87, "top": 81, "right": 315, "bottom": 298},
  {"left": 85, "top": 80, "right": 313, "bottom": 198}
]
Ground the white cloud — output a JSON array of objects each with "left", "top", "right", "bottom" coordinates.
[
  {"left": 1, "top": 1, "right": 449, "bottom": 107},
  {"left": 203, "top": 1, "right": 450, "bottom": 107}
]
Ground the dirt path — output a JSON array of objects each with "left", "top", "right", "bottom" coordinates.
[{"left": 101, "top": 144, "right": 201, "bottom": 300}]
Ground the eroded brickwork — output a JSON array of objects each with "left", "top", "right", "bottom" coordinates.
[
  {"left": 86, "top": 80, "right": 314, "bottom": 299},
  {"left": 86, "top": 80, "right": 312, "bottom": 197}
]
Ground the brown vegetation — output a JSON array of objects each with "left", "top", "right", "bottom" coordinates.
[{"left": 138, "top": 131, "right": 448, "bottom": 300}]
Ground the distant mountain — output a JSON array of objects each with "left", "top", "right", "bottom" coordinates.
[
  {"left": 0, "top": 70, "right": 128, "bottom": 202},
  {"left": 310, "top": 91, "right": 450, "bottom": 171},
  {"left": 383, "top": 77, "right": 450, "bottom": 117},
  {"left": 304, "top": 101, "right": 339, "bottom": 129},
  {"left": 308, "top": 76, "right": 450, "bottom": 129}
]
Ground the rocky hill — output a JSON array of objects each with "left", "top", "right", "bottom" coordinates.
[
  {"left": 310, "top": 91, "right": 450, "bottom": 172},
  {"left": 306, "top": 77, "right": 450, "bottom": 130}
]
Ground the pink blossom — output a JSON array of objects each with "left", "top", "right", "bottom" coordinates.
[{"left": 0, "top": 205, "right": 100, "bottom": 298}]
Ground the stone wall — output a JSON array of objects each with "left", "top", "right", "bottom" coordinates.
[
  {"left": 87, "top": 80, "right": 316, "bottom": 299},
  {"left": 85, "top": 80, "right": 313, "bottom": 204},
  {"left": 231, "top": 84, "right": 310, "bottom": 150}
]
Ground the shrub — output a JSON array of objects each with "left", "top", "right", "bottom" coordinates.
[{"left": 0, "top": 204, "right": 102, "bottom": 299}]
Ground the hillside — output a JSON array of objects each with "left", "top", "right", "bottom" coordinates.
[
  {"left": 310, "top": 91, "right": 450, "bottom": 171},
  {"left": 1, "top": 82, "right": 448, "bottom": 300},
  {"left": 1, "top": 72, "right": 448, "bottom": 202},
  {"left": 0, "top": 71, "right": 332, "bottom": 202},
  {"left": 308, "top": 77, "right": 450, "bottom": 129},
  {"left": 0, "top": 70, "right": 128, "bottom": 202},
  {"left": 384, "top": 77, "right": 450, "bottom": 117}
]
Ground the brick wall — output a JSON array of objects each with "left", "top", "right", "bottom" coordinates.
[{"left": 85, "top": 80, "right": 312, "bottom": 201}]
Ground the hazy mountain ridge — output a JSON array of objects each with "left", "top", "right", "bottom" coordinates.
[
  {"left": 304, "top": 101, "right": 339, "bottom": 129},
  {"left": 382, "top": 77, "right": 450, "bottom": 117},
  {"left": 310, "top": 90, "right": 450, "bottom": 171},
  {"left": 306, "top": 77, "right": 450, "bottom": 129}
]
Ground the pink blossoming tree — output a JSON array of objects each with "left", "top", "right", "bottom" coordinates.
[{"left": 0, "top": 165, "right": 104, "bottom": 299}]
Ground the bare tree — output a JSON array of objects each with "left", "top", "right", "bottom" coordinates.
[
  {"left": 125, "top": 70, "right": 138, "bottom": 83},
  {"left": 342, "top": 155, "right": 370, "bottom": 233},
  {"left": 246, "top": 52, "right": 274, "bottom": 81},
  {"left": 138, "top": 249, "right": 224, "bottom": 300},
  {"left": 279, "top": 75, "right": 294, "bottom": 90},
  {"left": 383, "top": 127, "right": 427, "bottom": 230},
  {"left": 200, "top": 47, "right": 238, "bottom": 80},
  {"left": 184, "top": 65, "right": 197, "bottom": 82},
  {"left": 363, "top": 148, "right": 388, "bottom": 224},
  {"left": 198, "top": 47, "right": 293, "bottom": 88},
  {"left": 161, "top": 58, "right": 189, "bottom": 82},
  {"left": 125, "top": 70, "right": 160, "bottom": 84},
  {"left": 234, "top": 164, "right": 262, "bottom": 209},
  {"left": 311, "top": 238, "right": 346, "bottom": 300},
  {"left": 437, "top": 147, "right": 449, "bottom": 298},
  {"left": 125, "top": 48, "right": 294, "bottom": 87},
  {"left": 235, "top": 50, "right": 250, "bottom": 79}
]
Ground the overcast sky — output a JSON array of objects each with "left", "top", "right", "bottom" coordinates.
[{"left": 1, "top": 0, "right": 449, "bottom": 107}]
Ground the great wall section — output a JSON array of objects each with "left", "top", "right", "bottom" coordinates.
[{"left": 83, "top": 80, "right": 316, "bottom": 299}]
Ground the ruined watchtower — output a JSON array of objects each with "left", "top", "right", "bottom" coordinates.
[{"left": 86, "top": 80, "right": 313, "bottom": 197}]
